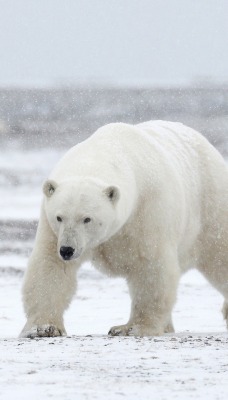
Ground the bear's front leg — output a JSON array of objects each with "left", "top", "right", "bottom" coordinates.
[
  {"left": 222, "top": 300, "right": 228, "bottom": 329},
  {"left": 109, "top": 249, "right": 180, "bottom": 337},
  {"left": 20, "top": 208, "right": 78, "bottom": 338}
]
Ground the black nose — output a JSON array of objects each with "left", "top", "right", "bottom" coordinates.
[{"left": 60, "top": 246, "right": 75, "bottom": 260}]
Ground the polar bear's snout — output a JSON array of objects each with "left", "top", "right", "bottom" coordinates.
[{"left": 60, "top": 246, "right": 75, "bottom": 261}]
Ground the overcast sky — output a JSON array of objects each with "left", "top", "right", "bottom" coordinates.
[{"left": 0, "top": 0, "right": 228, "bottom": 87}]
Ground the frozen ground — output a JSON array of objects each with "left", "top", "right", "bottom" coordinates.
[{"left": 0, "top": 147, "right": 228, "bottom": 400}]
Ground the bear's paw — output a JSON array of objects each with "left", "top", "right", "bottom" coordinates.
[
  {"left": 20, "top": 324, "right": 66, "bottom": 339},
  {"left": 108, "top": 323, "right": 164, "bottom": 337}
]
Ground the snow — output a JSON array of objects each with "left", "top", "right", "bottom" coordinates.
[
  {"left": 1, "top": 265, "right": 228, "bottom": 400},
  {"left": 0, "top": 148, "right": 228, "bottom": 399},
  {"left": 0, "top": 149, "right": 64, "bottom": 220}
]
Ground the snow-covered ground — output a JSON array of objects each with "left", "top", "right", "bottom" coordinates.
[{"left": 0, "top": 148, "right": 228, "bottom": 400}]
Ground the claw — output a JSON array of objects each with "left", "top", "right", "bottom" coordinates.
[
  {"left": 108, "top": 325, "right": 133, "bottom": 337},
  {"left": 20, "top": 324, "right": 64, "bottom": 339}
]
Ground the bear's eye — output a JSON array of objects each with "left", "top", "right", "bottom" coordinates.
[
  {"left": 83, "top": 217, "right": 91, "bottom": 224},
  {"left": 109, "top": 189, "right": 114, "bottom": 199},
  {"left": 56, "top": 216, "right": 62, "bottom": 222}
]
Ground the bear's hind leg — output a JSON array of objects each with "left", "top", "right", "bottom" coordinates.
[
  {"left": 222, "top": 301, "right": 228, "bottom": 329},
  {"left": 198, "top": 236, "right": 228, "bottom": 332},
  {"left": 164, "top": 317, "right": 175, "bottom": 333}
]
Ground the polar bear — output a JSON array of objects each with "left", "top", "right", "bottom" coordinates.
[{"left": 20, "top": 120, "right": 228, "bottom": 338}]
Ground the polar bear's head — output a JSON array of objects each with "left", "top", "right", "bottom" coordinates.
[{"left": 43, "top": 178, "right": 121, "bottom": 261}]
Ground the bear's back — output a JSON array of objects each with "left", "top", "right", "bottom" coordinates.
[{"left": 50, "top": 120, "right": 227, "bottom": 197}]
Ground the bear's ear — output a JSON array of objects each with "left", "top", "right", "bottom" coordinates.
[
  {"left": 104, "top": 185, "right": 120, "bottom": 205},
  {"left": 43, "top": 180, "right": 57, "bottom": 198}
]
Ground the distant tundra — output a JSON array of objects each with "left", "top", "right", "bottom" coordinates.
[{"left": 20, "top": 120, "right": 228, "bottom": 338}]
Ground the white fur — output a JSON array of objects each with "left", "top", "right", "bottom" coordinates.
[{"left": 20, "top": 120, "right": 228, "bottom": 337}]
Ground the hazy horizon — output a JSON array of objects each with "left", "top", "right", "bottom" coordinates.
[{"left": 0, "top": 0, "right": 228, "bottom": 87}]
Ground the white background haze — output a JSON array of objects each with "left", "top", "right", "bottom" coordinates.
[{"left": 0, "top": 0, "right": 228, "bottom": 87}]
